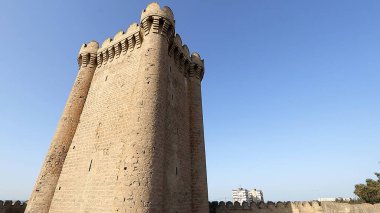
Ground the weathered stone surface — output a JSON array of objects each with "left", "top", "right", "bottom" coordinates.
[
  {"left": 26, "top": 2, "right": 208, "bottom": 213},
  {"left": 25, "top": 40, "right": 99, "bottom": 213}
]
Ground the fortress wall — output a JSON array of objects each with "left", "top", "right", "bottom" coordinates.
[
  {"left": 0, "top": 201, "right": 27, "bottom": 213},
  {"left": 188, "top": 52, "right": 208, "bottom": 213},
  {"left": 162, "top": 35, "right": 193, "bottom": 212},
  {"left": 112, "top": 23, "right": 170, "bottom": 212},
  {"left": 209, "top": 201, "right": 380, "bottom": 213},
  {"left": 2, "top": 200, "right": 380, "bottom": 213},
  {"left": 46, "top": 3, "right": 204, "bottom": 212},
  {"left": 25, "top": 42, "right": 99, "bottom": 213},
  {"left": 48, "top": 25, "right": 143, "bottom": 213},
  {"left": 26, "top": 2, "right": 208, "bottom": 212}
]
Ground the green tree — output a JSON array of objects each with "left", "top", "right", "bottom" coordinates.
[{"left": 354, "top": 172, "right": 380, "bottom": 204}]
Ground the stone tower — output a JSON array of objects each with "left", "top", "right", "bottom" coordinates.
[{"left": 26, "top": 3, "right": 208, "bottom": 213}]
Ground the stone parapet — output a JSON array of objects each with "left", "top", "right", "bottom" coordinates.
[
  {"left": 3, "top": 200, "right": 380, "bottom": 213},
  {"left": 0, "top": 200, "right": 27, "bottom": 213},
  {"left": 140, "top": 2, "right": 174, "bottom": 26},
  {"left": 96, "top": 23, "right": 142, "bottom": 67},
  {"left": 209, "top": 201, "right": 380, "bottom": 213},
  {"left": 86, "top": 2, "right": 204, "bottom": 81},
  {"left": 189, "top": 53, "right": 205, "bottom": 80},
  {"left": 78, "top": 41, "right": 98, "bottom": 68}
]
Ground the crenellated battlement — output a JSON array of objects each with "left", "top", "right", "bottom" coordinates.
[
  {"left": 27, "top": 2, "right": 208, "bottom": 212},
  {"left": 169, "top": 34, "right": 191, "bottom": 75},
  {"left": 190, "top": 52, "right": 205, "bottom": 80},
  {"left": 140, "top": 2, "right": 175, "bottom": 37},
  {"left": 0, "top": 200, "right": 27, "bottom": 213},
  {"left": 96, "top": 23, "right": 142, "bottom": 67},
  {"left": 3, "top": 199, "right": 380, "bottom": 213},
  {"left": 78, "top": 41, "right": 99, "bottom": 68},
  {"left": 209, "top": 201, "right": 303, "bottom": 210},
  {"left": 209, "top": 201, "right": 380, "bottom": 213},
  {"left": 77, "top": 2, "right": 204, "bottom": 80},
  {"left": 167, "top": 34, "right": 205, "bottom": 80},
  {"left": 141, "top": 2, "right": 174, "bottom": 24}
]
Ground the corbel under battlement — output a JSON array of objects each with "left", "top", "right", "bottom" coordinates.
[
  {"left": 78, "top": 41, "right": 99, "bottom": 68},
  {"left": 140, "top": 2, "right": 175, "bottom": 37},
  {"left": 96, "top": 23, "right": 142, "bottom": 67},
  {"left": 77, "top": 2, "right": 205, "bottom": 80}
]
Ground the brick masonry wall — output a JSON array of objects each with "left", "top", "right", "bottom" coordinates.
[
  {"left": 189, "top": 62, "right": 208, "bottom": 213},
  {"left": 25, "top": 43, "right": 98, "bottom": 213},
  {"left": 2, "top": 200, "right": 380, "bottom": 213},
  {"left": 26, "top": 2, "right": 209, "bottom": 213},
  {"left": 209, "top": 201, "right": 380, "bottom": 213},
  {"left": 48, "top": 43, "right": 142, "bottom": 212}
]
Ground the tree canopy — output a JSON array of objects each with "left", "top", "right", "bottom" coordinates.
[{"left": 354, "top": 172, "right": 380, "bottom": 204}]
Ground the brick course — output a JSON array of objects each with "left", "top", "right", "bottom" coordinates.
[{"left": 26, "top": 2, "right": 208, "bottom": 213}]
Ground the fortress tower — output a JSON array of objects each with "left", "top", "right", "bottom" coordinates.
[{"left": 26, "top": 3, "right": 208, "bottom": 213}]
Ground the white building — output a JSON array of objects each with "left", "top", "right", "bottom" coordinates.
[
  {"left": 250, "top": 189, "right": 264, "bottom": 203},
  {"left": 232, "top": 188, "right": 251, "bottom": 204},
  {"left": 318, "top": 197, "right": 351, "bottom": 202},
  {"left": 232, "top": 187, "right": 264, "bottom": 204},
  {"left": 317, "top": 198, "right": 336, "bottom": 202}
]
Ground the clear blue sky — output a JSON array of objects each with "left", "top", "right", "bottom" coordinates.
[{"left": 0, "top": 0, "right": 379, "bottom": 202}]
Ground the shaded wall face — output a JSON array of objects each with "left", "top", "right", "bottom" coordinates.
[
  {"left": 0, "top": 201, "right": 27, "bottom": 213},
  {"left": 163, "top": 57, "right": 192, "bottom": 213}
]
